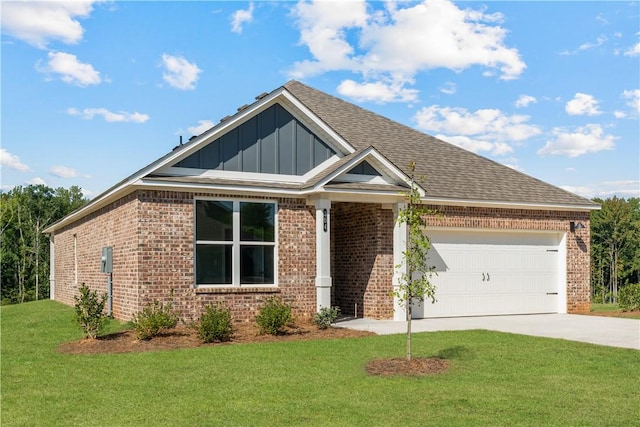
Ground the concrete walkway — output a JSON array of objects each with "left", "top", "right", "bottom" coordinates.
[{"left": 337, "top": 314, "right": 640, "bottom": 350}]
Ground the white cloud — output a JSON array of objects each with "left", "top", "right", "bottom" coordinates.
[
  {"left": 0, "top": 1, "right": 99, "bottom": 48},
  {"left": 622, "top": 89, "right": 640, "bottom": 114},
  {"left": 26, "top": 177, "right": 47, "bottom": 186},
  {"left": 188, "top": 120, "right": 214, "bottom": 136},
  {"left": 161, "top": 54, "right": 202, "bottom": 90},
  {"left": 613, "top": 110, "right": 627, "bottom": 119},
  {"left": 67, "top": 107, "right": 149, "bottom": 123},
  {"left": 439, "top": 81, "right": 456, "bottom": 95},
  {"left": 623, "top": 42, "right": 640, "bottom": 57},
  {"left": 36, "top": 51, "right": 103, "bottom": 87},
  {"left": 561, "top": 180, "right": 640, "bottom": 199},
  {"left": 515, "top": 94, "right": 536, "bottom": 108},
  {"left": 289, "top": 0, "right": 525, "bottom": 103},
  {"left": 0, "top": 149, "right": 31, "bottom": 172},
  {"left": 50, "top": 165, "right": 80, "bottom": 178},
  {"left": 537, "top": 124, "right": 616, "bottom": 157},
  {"left": 435, "top": 134, "right": 513, "bottom": 156},
  {"left": 414, "top": 105, "right": 541, "bottom": 146},
  {"left": 565, "top": 93, "right": 601, "bottom": 116},
  {"left": 231, "top": 2, "right": 254, "bottom": 34},
  {"left": 290, "top": 0, "right": 367, "bottom": 77},
  {"left": 578, "top": 35, "right": 607, "bottom": 51},
  {"left": 337, "top": 79, "right": 418, "bottom": 103}
]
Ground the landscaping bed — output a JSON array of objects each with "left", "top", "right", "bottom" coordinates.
[{"left": 58, "top": 321, "right": 375, "bottom": 355}]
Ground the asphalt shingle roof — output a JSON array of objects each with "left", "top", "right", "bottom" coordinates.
[{"left": 284, "top": 80, "right": 597, "bottom": 208}]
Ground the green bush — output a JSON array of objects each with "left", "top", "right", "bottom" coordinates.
[
  {"left": 131, "top": 294, "right": 179, "bottom": 340},
  {"left": 73, "top": 283, "right": 108, "bottom": 339},
  {"left": 313, "top": 306, "right": 340, "bottom": 329},
  {"left": 255, "top": 296, "right": 293, "bottom": 335},
  {"left": 197, "top": 304, "right": 233, "bottom": 343},
  {"left": 618, "top": 283, "right": 640, "bottom": 311}
]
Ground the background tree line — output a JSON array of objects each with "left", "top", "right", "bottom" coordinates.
[
  {"left": 590, "top": 197, "right": 640, "bottom": 303},
  {"left": 1, "top": 185, "right": 86, "bottom": 304},
  {"left": 1, "top": 186, "right": 638, "bottom": 305}
]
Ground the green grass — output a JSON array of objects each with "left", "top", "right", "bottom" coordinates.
[
  {"left": 2, "top": 301, "right": 639, "bottom": 426},
  {"left": 591, "top": 303, "right": 640, "bottom": 319}
]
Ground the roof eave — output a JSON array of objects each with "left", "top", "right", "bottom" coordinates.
[{"left": 422, "top": 196, "right": 600, "bottom": 212}]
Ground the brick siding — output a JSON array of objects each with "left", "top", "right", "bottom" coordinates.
[
  {"left": 51, "top": 191, "right": 591, "bottom": 324},
  {"left": 52, "top": 191, "right": 318, "bottom": 323},
  {"left": 332, "top": 203, "right": 394, "bottom": 319},
  {"left": 53, "top": 193, "right": 140, "bottom": 319}
]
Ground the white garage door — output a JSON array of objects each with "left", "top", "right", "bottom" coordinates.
[{"left": 414, "top": 230, "right": 563, "bottom": 318}]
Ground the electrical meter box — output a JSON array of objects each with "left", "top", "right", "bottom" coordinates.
[{"left": 101, "top": 246, "right": 113, "bottom": 273}]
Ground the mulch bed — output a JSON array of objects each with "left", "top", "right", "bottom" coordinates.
[
  {"left": 366, "top": 357, "right": 450, "bottom": 376},
  {"left": 57, "top": 321, "right": 375, "bottom": 355}
]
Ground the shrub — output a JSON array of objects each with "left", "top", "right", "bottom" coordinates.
[
  {"left": 197, "top": 304, "right": 233, "bottom": 343},
  {"left": 255, "top": 296, "right": 292, "bottom": 335},
  {"left": 73, "top": 283, "right": 108, "bottom": 339},
  {"left": 314, "top": 306, "right": 340, "bottom": 329},
  {"left": 131, "top": 294, "right": 179, "bottom": 340},
  {"left": 619, "top": 283, "right": 640, "bottom": 312}
]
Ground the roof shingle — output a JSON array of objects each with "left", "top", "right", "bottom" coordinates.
[{"left": 284, "top": 80, "right": 597, "bottom": 208}]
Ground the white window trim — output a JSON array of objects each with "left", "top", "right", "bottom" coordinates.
[{"left": 194, "top": 198, "right": 278, "bottom": 287}]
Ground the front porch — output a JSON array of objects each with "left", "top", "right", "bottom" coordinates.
[{"left": 312, "top": 199, "right": 407, "bottom": 320}]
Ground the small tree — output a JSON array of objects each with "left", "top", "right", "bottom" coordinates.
[
  {"left": 393, "top": 162, "right": 438, "bottom": 361},
  {"left": 74, "top": 283, "right": 108, "bottom": 339}
]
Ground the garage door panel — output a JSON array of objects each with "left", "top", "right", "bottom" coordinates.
[{"left": 418, "top": 230, "right": 561, "bottom": 318}]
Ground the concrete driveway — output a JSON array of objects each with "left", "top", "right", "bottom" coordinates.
[{"left": 337, "top": 314, "right": 640, "bottom": 350}]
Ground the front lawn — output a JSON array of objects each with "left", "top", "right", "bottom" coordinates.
[{"left": 2, "top": 300, "right": 639, "bottom": 426}]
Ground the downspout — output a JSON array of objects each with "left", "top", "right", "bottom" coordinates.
[{"left": 49, "top": 234, "right": 55, "bottom": 300}]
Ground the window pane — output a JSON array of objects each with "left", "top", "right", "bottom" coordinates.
[
  {"left": 240, "top": 202, "right": 275, "bottom": 242},
  {"left": 196, "top": 200, "right": 233, "bottom": 241},
  {"left": 240, "top": 245, "right": 274, "bottom": 284},
  {"left": 196, "top": 245, "right": 232, "bottom": 284}
]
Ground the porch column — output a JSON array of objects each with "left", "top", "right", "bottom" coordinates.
[
  {"left": 315, "top": 198, "right": 332, "bottom": 311},
  {"left": 392, "top": 202, "right": 407, "bottom": 321}
]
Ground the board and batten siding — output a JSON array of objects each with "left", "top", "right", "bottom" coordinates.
[{"left": 175, "top": 103, "right": 336, "bottom": 175}]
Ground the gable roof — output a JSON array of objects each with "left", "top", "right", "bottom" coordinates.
[
  {"left": 283, "top": 80, "right": 597, "bottom": 209},
  {"left": 44, "top": 80, "right": 597, "bottom": 234}
]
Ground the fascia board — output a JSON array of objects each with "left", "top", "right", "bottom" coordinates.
[
  {"left": 135, "top": 178, "right": 305, "bottom": 196},
  {"left": 422, "top": 196, "right": 601, "bottom": 212}
]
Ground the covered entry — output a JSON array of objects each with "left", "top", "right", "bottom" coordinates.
[{"left": 414, "top": 229, "right": 565, "bottom": 318}]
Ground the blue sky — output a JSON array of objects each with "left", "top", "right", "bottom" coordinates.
[{"left": 2, "top": 0, "right": 638, "bottom": 200}]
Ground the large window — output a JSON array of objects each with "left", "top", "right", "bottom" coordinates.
[{"left": 195, "top": 200, "right": 276, "bottom": 286}]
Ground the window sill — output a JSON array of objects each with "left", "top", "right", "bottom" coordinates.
[{"left": 194, "top": 286, "right": 281, "bottom": 295}]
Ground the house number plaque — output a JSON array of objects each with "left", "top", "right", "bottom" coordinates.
[{"left": 323, "top": 208, "right": 328, "bottom": 232}]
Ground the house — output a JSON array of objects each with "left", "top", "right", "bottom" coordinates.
[{"left": 44, "top": 80, "right": 599, "bottom": 323}]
